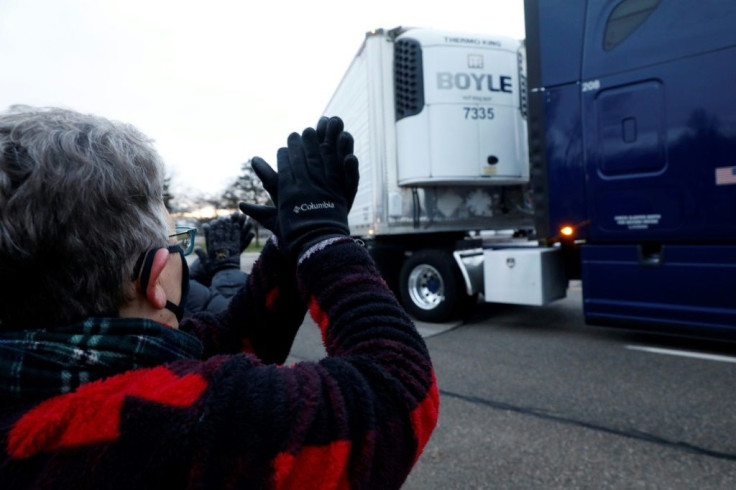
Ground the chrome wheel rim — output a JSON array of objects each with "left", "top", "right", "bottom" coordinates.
[{"left": 407, "top": 264, "right": 445, "bottom": 310}]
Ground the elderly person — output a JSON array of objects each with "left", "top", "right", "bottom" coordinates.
[{"left": 0, "top": 107, "right": 438, "bottom": 489}]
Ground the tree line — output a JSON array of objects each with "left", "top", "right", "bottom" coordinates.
[{"left": 165, "top": 159, "right": 272, "bottom": 246}]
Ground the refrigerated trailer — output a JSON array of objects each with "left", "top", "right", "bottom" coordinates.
[{"left": 322, "top": 0, "right": 736, "bottom": 338}]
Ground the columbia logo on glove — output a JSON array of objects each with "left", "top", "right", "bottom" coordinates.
[
  {"left": 292, "top": 201, "right": 336, "bottom": 214},
  {"left": 240, "top": 116, "right": 359, "bottom": 259}
]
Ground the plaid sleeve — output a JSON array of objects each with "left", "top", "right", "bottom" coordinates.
[{"left": 283, "top": 238, "right": 439, "bottom": 487}]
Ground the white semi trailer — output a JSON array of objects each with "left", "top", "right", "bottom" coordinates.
[{"left": 322, "top": 27, "right": 566, "bottom": 322}]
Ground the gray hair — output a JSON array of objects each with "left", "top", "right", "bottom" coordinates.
[{"left": 0, "top": 106, "right": 170, "bottom": 329}]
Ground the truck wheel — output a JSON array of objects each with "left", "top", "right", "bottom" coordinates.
[{"left": 399, "top": 249, "right": 462, "bottom": 323}]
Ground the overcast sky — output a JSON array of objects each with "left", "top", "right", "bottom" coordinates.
[{"left": 0, "top": 0, "right": 525, "bottom": 196}]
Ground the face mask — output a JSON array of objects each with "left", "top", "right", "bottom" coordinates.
[{"left": 133, "top": 245, "right": 190, "bottom": 323}]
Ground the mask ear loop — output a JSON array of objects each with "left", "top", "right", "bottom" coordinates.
[
  {"left": 135, "top": 249, "right": 159, "bottom": 296},
  {"left": 131, "top": 248, "right": 170, "bottom": 305},
  {"left": 165, "top": 245, "right": 189, "bottom": 322},
  {"left": 130, "top": 247, "right": 187, "bottom": 322}
]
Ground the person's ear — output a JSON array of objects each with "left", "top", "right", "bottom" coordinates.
[{"left": 142, "top": 248, "right": 170, "bottom": 309}]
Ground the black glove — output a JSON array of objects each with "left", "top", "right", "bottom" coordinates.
[
  {"left": 238, "top": 157, "right": 279, "bottom": 239},
  {"left": 240, "top": 116, "right": 359, "bottom": 256},
  {"left": 196, "top": 212, "right": 254, "bottom": 276},
  {"left": 276, "top": 116, "right": 359, "bottom": 258},
  {"left": 316, "top": 116, "right": 359, "bottom": 211}
]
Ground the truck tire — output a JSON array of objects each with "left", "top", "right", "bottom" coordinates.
[{"left": 399, "top": 249, "right": 463, "bottom": 323}]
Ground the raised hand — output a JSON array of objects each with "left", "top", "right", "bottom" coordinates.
[
  {"left": 239, "top": 116, "right": 359, "bottom": 259},
  {"left": 276, "top": 116, "right": 359, "bottom": 258},
  {"left": 195, "top": 212, "right": 253, "bottom": 276}
]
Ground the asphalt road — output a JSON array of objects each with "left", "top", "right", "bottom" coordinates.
[{"left": 284, "top": 279, "right": 736, "bottom": 489}]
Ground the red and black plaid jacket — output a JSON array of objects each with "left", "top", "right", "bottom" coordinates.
[{"left": 0, "top": 238, "right": 439, "bottom": 489}]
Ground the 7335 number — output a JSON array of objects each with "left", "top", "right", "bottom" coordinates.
[{"left": 464, "top": 106, "right": 495, "bottom": 120}]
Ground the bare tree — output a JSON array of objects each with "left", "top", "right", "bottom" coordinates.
[
  {"left": 163, "top": 175, "right": 175, "bottom": 213},
  {"left": 220, "top": 159, "right": 272, "bottom": 246}
]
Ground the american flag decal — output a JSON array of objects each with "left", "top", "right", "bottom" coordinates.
[{"left": 715, "top": 166, "right": 736, "bottom": 185}]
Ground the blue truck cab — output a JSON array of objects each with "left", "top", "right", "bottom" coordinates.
[{"left": 525, "top": 0, "right": 736, "bottom": 336}]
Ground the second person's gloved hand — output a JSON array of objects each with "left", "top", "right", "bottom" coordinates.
[{"left": 195, "top": 212, "right": 254, "bottom": 276}]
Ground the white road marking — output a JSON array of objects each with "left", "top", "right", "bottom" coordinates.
[{"left": 625, "top": 345, "right": 736, "bottom": 363}]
